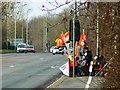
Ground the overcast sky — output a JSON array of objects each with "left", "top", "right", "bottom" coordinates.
[
  {"left": 2, "top": 0, "right": 88, "bottom": 20},
  {"left": 21, "top": 0, "right": 74, "bottom": 20}
]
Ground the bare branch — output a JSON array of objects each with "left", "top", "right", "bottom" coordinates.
[
  {"left": 46, "top": 0, "right": 57, "bottom": 7},
  {"left": 55, "top": 0, "right": 59, "bottom": 5},
  {"left": 42, "top": 0, "right": 73, "bottom": 11}
]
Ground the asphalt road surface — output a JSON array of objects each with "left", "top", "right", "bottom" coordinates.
[{"left": 2, "top": 53, "right": 67, "bottom": 89}]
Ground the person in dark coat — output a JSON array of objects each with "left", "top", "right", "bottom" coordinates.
[{"left": 85, "top": 48, "right": 93, "bottom": 75}]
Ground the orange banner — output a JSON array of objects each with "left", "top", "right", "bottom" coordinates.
[{"left": 79, "top": 31, "right": 87, "bottom": 48}]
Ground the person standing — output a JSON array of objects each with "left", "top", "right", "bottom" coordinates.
[
  {"left": 78, "top": 46, "right": 82, "bottom": 56},
  {"left": 85, "top": 48, "right": 93, "bottom": 75},
  {"left": 64, "top": 52, "right": 79, "bottom": 76}
]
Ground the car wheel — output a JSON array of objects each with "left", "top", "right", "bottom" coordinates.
[
  {"left": 53, "top": 53, "right": 55, "bottom": 55},
  {"left": 61, "top": 52, "right": 64, "bottom": 55},
  {"left": 33, "top": 51, "right": 35, "bottom": 53},
  {"left": 25, "top": 51, "right": 27, "bottom": 54}
]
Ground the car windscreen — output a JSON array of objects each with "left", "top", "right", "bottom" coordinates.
[
  {"left": 51, "top": 46, "right": 56, "bottom": 49},
  {"left": 17, "top": 45, "right": 26, "bottom": 48},
  {"left": 26, "top": 46, "right": 34, "bottom": 48}
]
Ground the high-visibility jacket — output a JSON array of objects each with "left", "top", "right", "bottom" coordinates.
[{"left": 68, "top": 55, "right": 78, "bottom": 67}]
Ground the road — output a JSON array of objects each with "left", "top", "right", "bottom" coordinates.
[{"left": 2, "top": 53, "right": 67, "bottom": 89}]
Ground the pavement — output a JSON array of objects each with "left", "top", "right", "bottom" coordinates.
[{"left": 47, "top": 75, "right": 103, "bottom": 89}]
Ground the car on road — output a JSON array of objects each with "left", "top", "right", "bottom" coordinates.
[
  {"left": 50, "top": 46, "right": 56, "bottom": 53},
  {"left": 17, "top": 43, "right": 26, "bottom": 53},
  {"left": 52, "top": 46, "right": 64, "bottom": 55},
  {"left": 25, "top": 45, "right": 35, "bottom": 53},
  {"left": 50, "top": 46, "right": 64, "bottom": 55}
]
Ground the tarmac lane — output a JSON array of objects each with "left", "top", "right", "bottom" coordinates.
[
  {"left": 2, "top": 53, "right": 67, "bottom": 89},
  {"left": 2, "top": 53, "right": 38, "bottom": 64}
]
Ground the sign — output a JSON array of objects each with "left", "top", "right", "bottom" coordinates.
[{"left": 59, "top": 62, "right": 69, "bottom": 76}]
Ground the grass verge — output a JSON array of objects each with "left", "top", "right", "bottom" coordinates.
[{"left": 0, "top": 49, "right": 16, "bottom": 54}]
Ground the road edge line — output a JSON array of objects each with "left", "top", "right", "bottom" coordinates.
[{"left": 46, "top": 75, "right": 64, "bottom": 88}]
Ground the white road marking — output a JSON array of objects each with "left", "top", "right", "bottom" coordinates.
[
  {"left": 9, "top": 65, "right": 15, "bottom": 68},
  {"left": 85, "top": 76, "right": 93, "bottom": 89},
  {"left": 40, "top": 58, "right": 44, "bottom": 60},
  {"left": 51, "top": 65, "right": 59, "bottom": 69},
  {"left": 55, "top": 66, "right": 59, "bottom": 67},
  {"left": 51, "top": 66, "right": 55, "bottom": 68}
]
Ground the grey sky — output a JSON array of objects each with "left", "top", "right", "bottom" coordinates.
[{"left": 21, "top": 0, "right": 74, "bottom": 20}]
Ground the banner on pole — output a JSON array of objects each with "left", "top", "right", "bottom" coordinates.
[{"left": 79, "top": 30, "right": 87, "bottom": 48}]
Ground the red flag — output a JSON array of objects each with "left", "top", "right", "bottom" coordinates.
[
  {"left": 79, "top": 31, "right": 87, "bottom": 48},
  {"left": 58, "top": 33, "right": 65, "bottom": 43},
  {"left": 56, "top": 33, "right": 65, "bottom": 48},
  {"left": 55, "top": 32, "right": 70, "bottom": 48},
  {"left": 64, "top": 31, "right": 70, "bottom": 43}
]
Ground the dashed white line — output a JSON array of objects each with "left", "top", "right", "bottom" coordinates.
[
  {"left": 85, "top": 76, "right": 93, "bottom": 89},
  {"left": 9, "top": 65, "right": 15, "bottom": 68}
]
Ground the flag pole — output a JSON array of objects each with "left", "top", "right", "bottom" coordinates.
[
  {"left": 96, "top": 3, "right": 99, "bottom": 57},
  {"left": 81, "top": 29, "right": 84, "bottom": 55}
]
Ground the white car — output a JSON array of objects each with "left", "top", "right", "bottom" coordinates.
[
  {"left": 52, "top": 48, "right": 59, "bottom": 55},
  {"left": 17, "top": 44, "right": 26, "bottom": 53},
  {"left": 50, "top": 46, "right": 56, "bottom": 53},
  {"left": 52, "top": 46, "right": 64, "bottom": 55}
]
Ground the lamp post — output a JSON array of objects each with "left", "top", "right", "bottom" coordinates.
[
  {"left": 42, "top": 13, "right": 48, "bottom": 52},
  {"left": 72, "top": 0, "right": 77, "bottom": 77},
  {"left": 45, "top": 14, "right": 48, "bottom": 52},
  {"left": 42, "top": 6, "right": 48, "bottom": 52},
  {"left": 96, "top": 4, "right": 99, "bottom": 56},
  {"left": 21, "top": 3, "right": 27, "bottom": 41},
  {"left": 26, "top": 9, "right": 31, "bottom": 45},
  {"left": 14, "top": 6, "right": 17, "bottom": 49},
  {"left": 14, "top": 2, "right": 21, "bottom": 49}
]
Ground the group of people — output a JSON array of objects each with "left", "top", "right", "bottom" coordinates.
[{"left": 64, "top": 43, "right": 106, "bottom": 77}]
